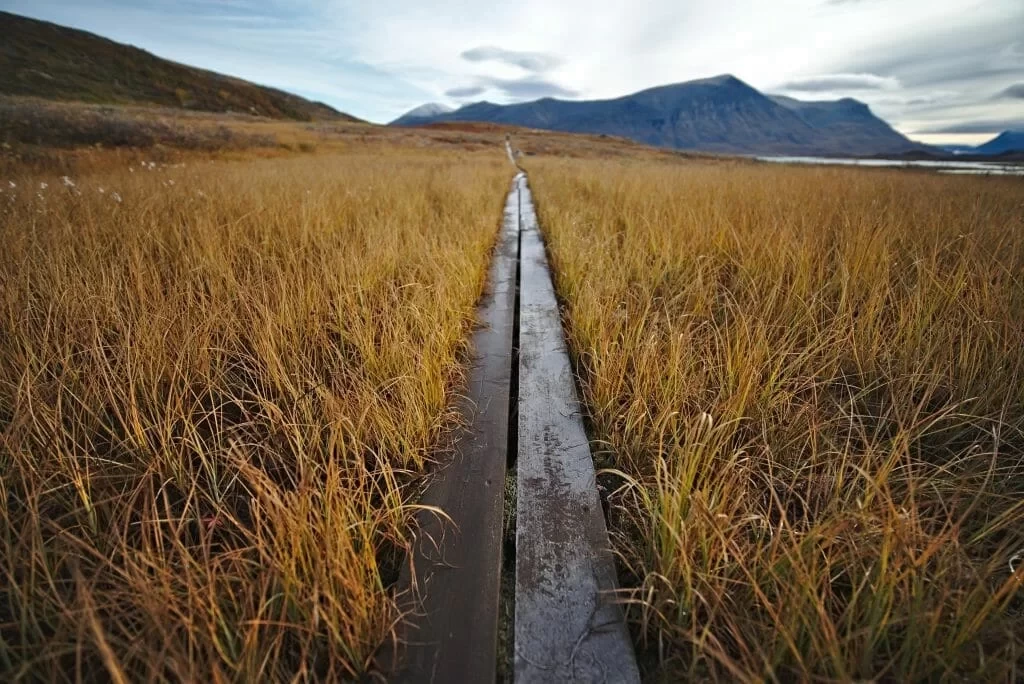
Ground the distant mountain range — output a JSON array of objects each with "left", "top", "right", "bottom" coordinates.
[
  {"left": 391, "top": 75, "right": 938, "bottom": 157},
  {"left": 0, "top": 11, "right": 357, "bottom": 122}
]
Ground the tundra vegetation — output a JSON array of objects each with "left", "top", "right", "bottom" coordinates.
[
  {"left": 3, "top": 112, "right": 1023, "bottom": 682},
  {"left": 0, "top": 150, "right": 509, "bottom": 680},
  {"left": 528, "top": 158, "right": 1024, "bottom": 681}
]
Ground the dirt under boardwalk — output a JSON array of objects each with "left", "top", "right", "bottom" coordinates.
[{"left": 514, "top": 174, "right": 639, "bottom": 683}]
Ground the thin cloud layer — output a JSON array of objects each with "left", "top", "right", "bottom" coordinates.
[
  {"left": 461, "top": 46, "right": 562, "bottom": 73},
  {"left": 778, "top": 73, "right": 899, "bottom": 92},
  {"left": 445, "top": 85, "right": 487, "bottom": 98},
  {"left": 480, "top": 75, "right": 578, "bottom": 99},
  {"left": 919, "top": 118, "right": 1024, "bottom": 134},
  {"left": 445, "top": 76, "right": 577, "bottom": 101}
]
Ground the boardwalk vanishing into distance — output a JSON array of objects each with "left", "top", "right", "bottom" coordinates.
[{"left": 388, "top": 166, "right": 638, "bottom": 683}]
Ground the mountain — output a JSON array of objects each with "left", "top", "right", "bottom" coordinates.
[
  {"left": 393, "top": 75, "right": 932, "bottom": 157},
  {"left": 390, "top": 102, "right": 454, "bottom": 126},
  {"left": 0, "top": 11, "right": 357, "bottom": 122},
  {"left": 974, "top": 130, "right": 1024, "bottom": 155},
  {"left": 767, "top": 95, "right": 920, "bottom": 155}
]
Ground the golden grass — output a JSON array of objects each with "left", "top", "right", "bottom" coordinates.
[
  {"left": 528, "top": 158, "right": 1024, "bottom": 680},
  {"left": 0, "top": 151, "right": 509, "bottom": 680}
]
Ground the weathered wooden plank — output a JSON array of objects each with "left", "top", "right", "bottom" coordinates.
[
  {"left": 385, "top": 175, "right": 521, "bottom": 683},
  {"left": 514, "top": 176, "right": 640, "bottom": 683}
]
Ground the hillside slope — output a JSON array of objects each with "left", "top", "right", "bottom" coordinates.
[
  {"left": 395, "top": 75, "right": 932, "bottom": 157},
  {"left": 974, "top": 130, "right": 1024, "bottom": 155},
  {"left": 0, "top": 11, "right": 357, "bottom": 122},
  {"left": 769, "top": 95, "right": 919, "bottom": 156}
]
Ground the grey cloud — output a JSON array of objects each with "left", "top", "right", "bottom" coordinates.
[
  {"left": 442, "top": 76, "right": 578, "bottom": 102},
  {"left": 480, "top": 75, "right": 578, "bottom": 99},
  {"left": 829, "top": 30, "right": 1024, "bottom": 134},
  {"left": 868, "top": 93, "right": 948, "bottom": 108},
  {"left": 996, "top": 83, "right": 1024, "bottom": 99},
  {"left": 461, "top": 45, "right": 562, "bottom": 73},
  {"left": 778, "top": 73, "right": 899, "bottom": 91},
  {"left": 839, "top": 33, "right": 1024, "bottom": 91},
  {"left": 915, "top": 118, "right": 1024, "bottom": 134},
  {"left": 445, "top": 85, "right": 486, "bottom": 98}
]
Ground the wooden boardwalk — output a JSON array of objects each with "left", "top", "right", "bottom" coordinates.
[
  {"left": 387, "top": 170, "right": 638, "bottom": 682},
  {"left": 386, "top": 175, "right": 520, "bottom": 683},
  {"left": 514, "top": 175, "right": 639, "bottom": 683}
]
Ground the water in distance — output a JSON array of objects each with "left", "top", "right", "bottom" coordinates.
[{"left": 757, "top": 156, "right": 1024, "bottom": 176}]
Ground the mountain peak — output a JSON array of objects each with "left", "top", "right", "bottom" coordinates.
[
  {"left": 407, "top": 102, "right": 453, "bottom": 117},
  {"left": 390, "top": 102, "right": 453, "bottom": 125},
  {"left": 701, "top": 74, "right": 744, "bottom": 86}
]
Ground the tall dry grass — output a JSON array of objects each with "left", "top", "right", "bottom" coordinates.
[
  {"left": 529, "top": 158, "right": 1024, "bottom": 681},
  {"left": 0, "top": 152, "right": 509, "bottom": 680}
]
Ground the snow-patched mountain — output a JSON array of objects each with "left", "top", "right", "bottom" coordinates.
[
  {"left": 390, "top": 75, "right": 933, "bottom": 157},
  {"left": 389, "top": 103, "right": 454, "bottom": 126}
]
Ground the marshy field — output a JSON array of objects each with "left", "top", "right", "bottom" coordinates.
[
  {"left": 0, "top": 148, "right": 509, "bottom": 679},
  {"left": 529, "top": 159, "right": 1024, "bottom": 680},
  {"left": 1, "top": 121, "right": 1023, "bottom": 681}
]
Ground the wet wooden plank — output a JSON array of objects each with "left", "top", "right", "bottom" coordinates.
[
  {"left": 385, "top": 175, "right": 521, "bottom": 683},
  {"left": 514, "top": 176, "right": 640, "bottom": 683}
]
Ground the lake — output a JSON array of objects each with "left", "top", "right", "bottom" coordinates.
[{"left": 756, "top": 156, "right": 1024, "bottom": 176}]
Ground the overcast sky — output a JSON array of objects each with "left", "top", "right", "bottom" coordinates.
[{"left": 4, "top": 0, "right": 1022, "bottom": 144}]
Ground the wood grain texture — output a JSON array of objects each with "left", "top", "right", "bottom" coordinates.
[{"left": 514, "top": 175, "right": 639, "bottom": 683}]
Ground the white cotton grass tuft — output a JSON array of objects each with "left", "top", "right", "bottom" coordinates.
[
  {"left": 39, "top": 182, "right": 48, "bottom": 190},
  {"left": 111, "top": 192, "right": 122, "bottom": 203},
  {"left": 62, "top": 176, "right": 76, "bottom": 188}
]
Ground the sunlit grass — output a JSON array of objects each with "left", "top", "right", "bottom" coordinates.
[
  {"left": 0, "top": 151, "right": 509, "bottom": 680},
  {"left": 529, "top": 158, "right": 1024, "bottom": 681}
]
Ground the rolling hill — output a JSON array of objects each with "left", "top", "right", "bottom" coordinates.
[
  {"left": 392, "top": 75, "right": 933, "bottom": 157},
  {"left": 0, "top": 11, "right": 357, "bottom": 122}
]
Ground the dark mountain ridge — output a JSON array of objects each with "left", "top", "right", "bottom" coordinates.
[{"left": 394, "top": 75, "right": 934, "bottom": 157}]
